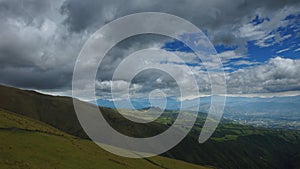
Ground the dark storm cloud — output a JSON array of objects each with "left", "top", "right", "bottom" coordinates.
[
  {"left": 0, "top": 0, "right": 84, "bottom": 90},
  {"left": 97, "top": 34, "right": 172, "bottom": 81},
  {"left": 0, "top": 0, "right": 300, "bottom": 97},
  {"left": 0, "top": 66, "right": 72, "bottom": 89},
  {"left": 0, "top": 0, "right": 49, "bottom": 18},
  {"left": 61, "top": 0, "right": 300, "bottom": 46}
]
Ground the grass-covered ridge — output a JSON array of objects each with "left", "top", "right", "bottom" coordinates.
[
  {"left": 0, "top": 85, "right": 300, "bottom": 169},
  {"left": 0, "top": 108, "right": 211, "bottom": 169}
]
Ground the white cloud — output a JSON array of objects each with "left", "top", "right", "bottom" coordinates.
[
  {"left": 232, "top": 60, "right": 260, "bottom": 66},
  {"left": 276, "top": 48, "right": 290, "bottom": 54},
  {"left": 1, "top": 0, "right": 300, "bottom": 101},
  {"left": 235, "top": 6, "right": 299, "bottom": 48},
  {"left": 96, "top": 80, "right": 142, "bottom": 93},
  {"left": 218, "top": 50, "right": 245, "bottom": 62},
  {"left": 294, "top": 47, "right": 300, "bottom": 52},
  {"left": 227, "top": 56, "right": 300, "bottom": 94},
  {"left": 279, "top": 34, "right": 292, "bottom": 41},
  {"left": 225, "top": 90, "right": 300, "bottom": 98}
]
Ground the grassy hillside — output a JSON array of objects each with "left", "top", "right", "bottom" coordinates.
[
  {"left": 165, "top": 123, "right": 300, "bottom": 169},
  {"left": 0, "top": 108, "right": 210, "bottom": 169},
  {"left": 0, "top": 85, "right": 87, "bottom": 138},
  {"left": 1, "top": 85, "right": 300, "bottom": 169}
]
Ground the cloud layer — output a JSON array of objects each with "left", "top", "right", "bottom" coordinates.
[{"left": 0, "top": 0, "right": 300, "bottom": 100}]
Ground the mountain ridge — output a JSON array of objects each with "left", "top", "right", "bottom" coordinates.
[
  {"left": 1, "top": 85, "right": 300, "bottom": 169},
  {"left": 0, "top": 108, "right": 210, "bottom": 169}
]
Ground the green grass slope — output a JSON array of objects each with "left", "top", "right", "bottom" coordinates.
[
  {"left": 0, "top": 85, "right": 87, "bottom": 138},
  {"left": 1, "top": 85, "right": 300, "bottom": 169},
  {"left": 165, "top": 123, "right": 300, "bottom": 169},
  {"left": 0, "top": 109, "right": 210, "bottom": 169}
]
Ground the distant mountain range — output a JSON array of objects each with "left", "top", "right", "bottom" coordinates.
[
  {"left": 95, "top": 95, "right": 300, "bottom": 129},
  {"left": 95, "top": 97, "right": 180, "bottom": 110},
  {"left": 95, "top": 95, "right": 300, "bottom": 113},
  {"left": 1, "top": 85, "right": 300, "bottom": 169},
  {"left": 96, "top": 95, "right": 300, "bottom": 108}
]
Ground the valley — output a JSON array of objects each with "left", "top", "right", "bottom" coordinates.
[{"left": 1, "top": 85, "right": 300, "bottom": 168}]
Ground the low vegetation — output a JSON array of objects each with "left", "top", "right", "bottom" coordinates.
[
  {"left": 1, "top": 85, "right": 300, "bottom": 169},
  {"left": 0, "top": 109, "right": 210, "bottom": 169}
]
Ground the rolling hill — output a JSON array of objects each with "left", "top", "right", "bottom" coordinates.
[
  {"left": 96, "top": 95, "right": 300, "bottom": 129},
  {"left": 0, "top": 85, "right": 300, "bottom": 169},
  {"left": 0, "top": 108, "right": 211, "bottom": 169}
]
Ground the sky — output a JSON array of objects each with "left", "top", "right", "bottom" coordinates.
[{"left": 0, "top": 0, "right": 300, "bottom": 101}]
